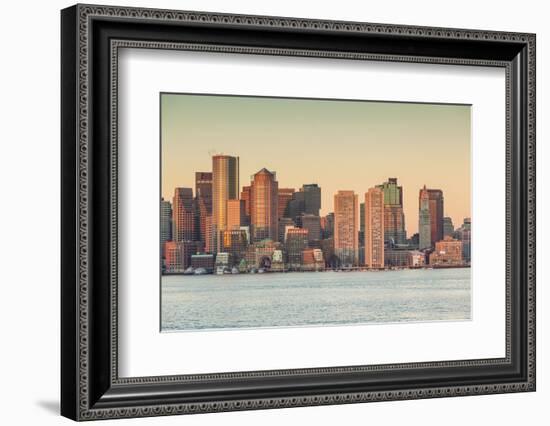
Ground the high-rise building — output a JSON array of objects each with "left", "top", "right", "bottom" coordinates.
[
  {"left": 321, "top": 213, "right": 334, "bottom": 239},
  {"left": 443, "top": 216, "right": 454, "bottom": 238},
  {"left": 250, "top": 168, "right": 278, "bottom": 242},
  {"left": 240, "top": 185, "right": 251, "bottom": 219},
  {"left": 278, "top": 217, "right": 295, "bottom": 243},
  {"left": 212, "top": 155, "right": 239, "bottom": 250},
  {"left": 418, "top": 185, "right": 431, "bottom": 250},
  {"left": 302, "top": 184, "right": 321, "bottom": 216},
  {"left": 277, "top": 188, "right": 295, "bottom": 219},
  {"left": 287, "top": 184, "right": 321, "bottom": 220},
  {"left": 376, "top": 178, "right": 406, "bottom": 245},
  {"left": 163, "top": 241, "right": 197, "bottom": 273},
  {"left": 204, "top": 215, "right": 213, "bottom": 253},
  {"left": 427, "top": 188, "right": 444, "bottom": 246},
  {"left": 364, "top": 187, "right": 385, "bottom": 268},
  {"left": 455, "top": 217, "right": 471, "bottom": 263},
  {"left": 334, "top": 190, "right": 359, "bottom": 266},
  {"left": 160, "top": 198, "right": 172, "bottom": 256},
  {"left": 194, "top": 172, "right": 212, "bottom": 245},
  {"left": 221, "top": 229, "right": 248, "bottom": 265},
  {"left": 285, "top": 227, "right": 309, "bottom": 269},
  {"left": 226, "top": 199, "right": 246, "bottom": 230},
  {"left": 301, "top": 214, "right": 321, "bottom": 242},
  {"left": 172, "top": 187, "right": 194, "bottom": 242}
]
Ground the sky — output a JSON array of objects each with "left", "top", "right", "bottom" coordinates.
[{"left": 161, "top": 93, "right": 471, "bottom": 236}]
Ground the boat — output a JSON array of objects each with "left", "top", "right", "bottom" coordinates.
[
  {"left": 194, "top": 267, "right": 207, "bottom": 275},
  {"left": 183, "top": 267, "right": 195, "bottom": 275},
  {"left": 231, "top": 267, "right": 239, "bottom": 274},
  {"left": 258, "top": 268, "right": 265, "bottom": 274}
]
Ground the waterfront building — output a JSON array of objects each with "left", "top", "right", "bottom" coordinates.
[
  {"left": 253, "top": 240, "right": 283, "bottom": 269},
  {"left": 227, "top": 199, "right": 246, "bottom": 230},
  {"left": 301, "top": 214, "right": 322, "bottom": 242},
  {"left": 271, "top": 249, "right": 285, "bottom": 272},
  {"left": 172, "top": 187, "right": 195, "bottom": 242},
  {"left": 278, "top": 188, "right": 295, "bottom": 219},
  {"left": 384, "top": 248, "right": 410, "bottom": 267},
  {"left": 443, "top": 216, "right": 454, "bottom": 238},
  {"left": 215, "top": 252, "right": 231, "bottom": 269},
  {"left": 212, "top": 155, "right": 239, "bottom": 250},
  {"left": 160, "top": 198, "right": 172, "bottom": 257},
  {"left": 429, "top": 236, "right": 463, "bottom": 266},
  {"left": 334, "top": 190, "right": 359, "bottom": 266},
  {"left": 320, "top": 238, "right": 335, "bottom": 267},
  {"left": 250, "top": 168, "right": 278, "bottom": 242},
  {"left": 164, "top": 241, "right": 196, "bottom": 273},
  {"left": 221, "top": 229, "right": 248, "bottom": 265},
  {"left": 409, "top": 250, "right": 426, "bottom": 267},
  {"left": 419, "top": 185, "right": 431, "bottom": 250},
  {"left": 190, "top": 254, "right": 215, "bottom": 272},
  {"left": 364, "top": 187, "right": 385, "bottom": 268},
  {"left": 285, "top": 227, "right": 309, "bottom": 269},
  {"left": 376, "top": 178, "right": 406, "bottom": 245},
  {"left": 301, "top": 248, "right": 325, "bottom": 271},
  {"left": 194, "top": 172, "right": 212, "bottom": 245}
]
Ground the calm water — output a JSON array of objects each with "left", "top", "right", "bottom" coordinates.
[{"left": 161, "top": 268, "right": 471, "bottom": 331}]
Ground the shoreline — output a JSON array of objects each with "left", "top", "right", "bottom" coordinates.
[{"left": 162, "top": 264, "right": 471, "bottom": 276}]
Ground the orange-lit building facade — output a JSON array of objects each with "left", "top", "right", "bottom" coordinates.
[
  {"left": 364, "top": 187, "right": 385, "bottom": 268},
  {"left": 212, "top": 155, "right": 239, "bottom": 249},
  {"left": 429, "top": 236, "right": 463, "bottom": 265},
  {"left": 226, "top": 199, "right": 246, "bottom": 230},
  {"left": 277, "top": 188, "right": 295, "bottom": 219},
  {"left": 172, "top": 187, "right": 194, "bottom": 242},
  {"left": 250, "top": 168, "right": 279, "bottom": 242},
  {"left": 334, "top": 190, "right": 359, "bottom": 266}
]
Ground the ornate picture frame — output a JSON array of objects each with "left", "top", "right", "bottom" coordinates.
[{"left": 61, "top": 4, "right": 535, "bottom": 421}]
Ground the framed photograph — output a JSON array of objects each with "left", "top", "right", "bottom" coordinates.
[{"left": 61, "top": 4, "right": 536, "bottom": 421}]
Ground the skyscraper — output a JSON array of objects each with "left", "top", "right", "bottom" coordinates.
[
  {"left": 376, "top": 178, "right": 406, "bottom": 245},
  {"left": 285, "top": 227, "right": 309, "bottom": 269},
  {"left": 240, "top": 185, "right": 251, "bottom": 225},
  {"left": 227, "top": 199, "right": 246, "bottom": 230},
  {"left": 160, "top": 198, "right": 172, "bottom": 257},
  {"left": 172, "top": 187, "right": 194, "bottom": 242},
  {"left": 427, "top": 189, "right": 444, "bottom": 246},
  {"left": 418, "top": 186, "right": 431, "bottom": 250},
  {"left": 364, "top": 187, "right": 385, "bottom": 268},
  {"left": 302, "top": 184, "right": 321, "bottom": 216},
  {"left": 277, "top": 188, "right": 295, "bottom": 219},
  {"left": 212, "top": 155, "right": 239, "bottom": 249},
  {"left": 250, "top": 168, "right": 279, "bottom": 242},
  {"left": 194, "top": 172, "right": 212, "bottom": 245},
  {"left": 334, "top": 190, "right": 359, "bottom": 266},
  {"left": 301, "top": 213, "right": 322, "bottom": 242},
  {"left": 443, "top": 216, "right": 454, "bottom": 238}
]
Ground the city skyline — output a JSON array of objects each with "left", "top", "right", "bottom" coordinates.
[{"left": 161, "top": 93, "right": 471, "bottom": 235}]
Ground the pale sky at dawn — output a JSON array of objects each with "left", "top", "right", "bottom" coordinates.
[{"left": 161, "top": 93, "right": 471, "bottom": 235}]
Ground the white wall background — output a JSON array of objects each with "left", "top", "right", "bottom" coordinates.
[{"left": 0, "top": 0, "right": 546, "bottom": 425}]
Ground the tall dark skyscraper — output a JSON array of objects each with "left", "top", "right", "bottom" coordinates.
[
  {"left": 419, "top": 186, "right": 431, "bottom": 250},
  {"left": 302, "top": 184, "right": 321, "bottom": 216},
  {"left": 160, "top": 198, "right": 172, "bottom": 257},
  {"left": 287, "top": 184, "right": 321, "bottom": 220},
  {"left": 173, "top": 187, "right": 195, "bottom": 242},
  {"left": 427, "top": 188, "right": 444, "bottom": 246},
  {"left": 376, "top": 178, "right": 406, "bottom": 245},
  {"left": 194, "top": 172, "right": 212, "bottom": 246}
]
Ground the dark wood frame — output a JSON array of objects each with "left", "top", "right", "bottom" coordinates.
[{"left": 61, "top": 3, "right": 536, "bottom": 421}]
